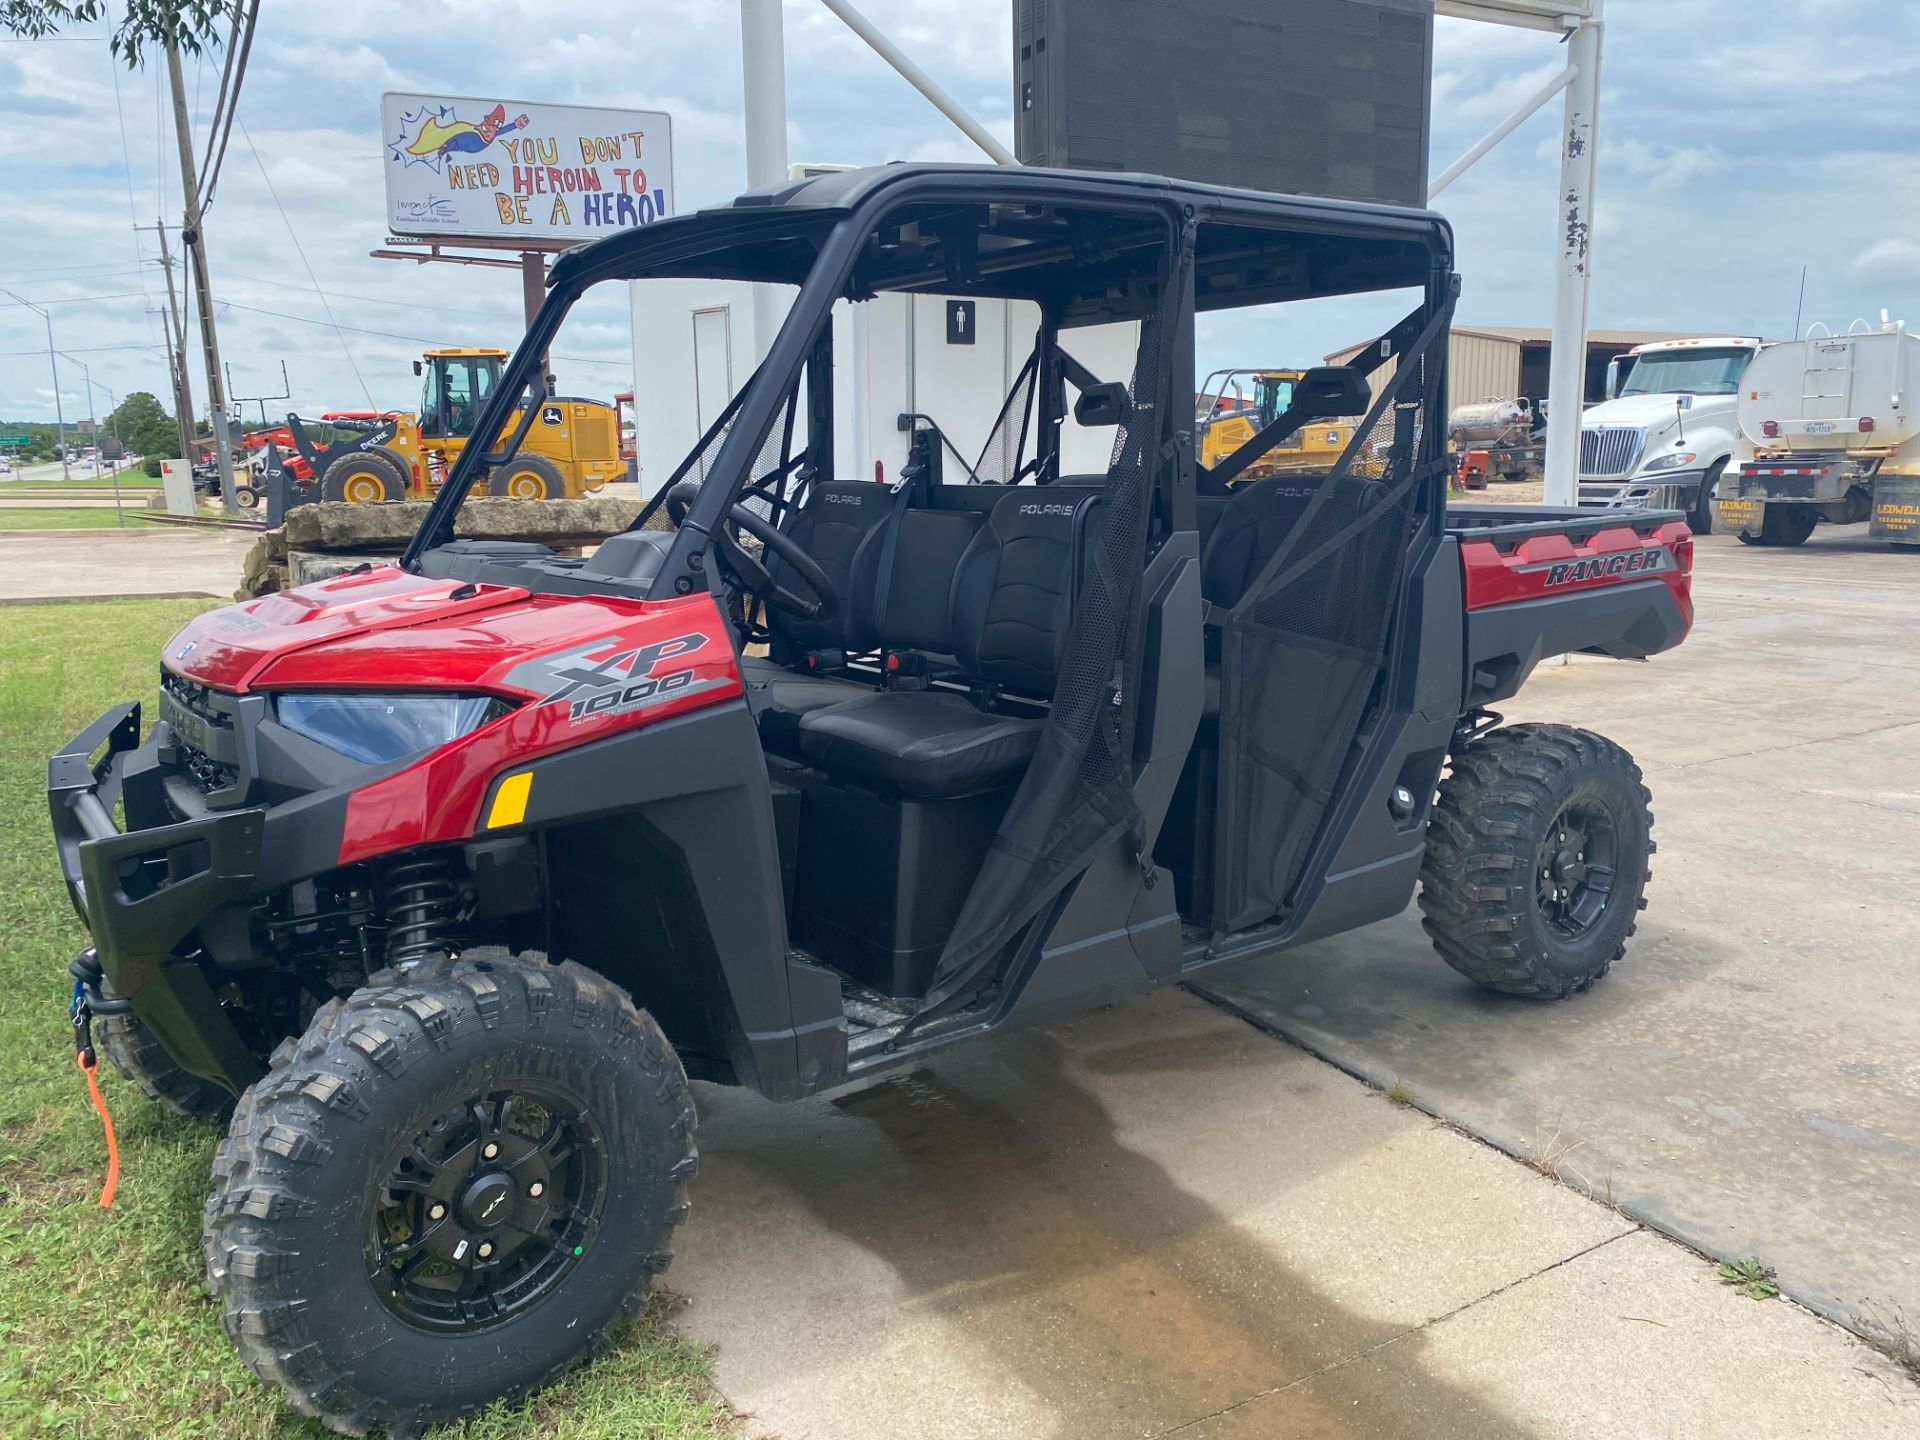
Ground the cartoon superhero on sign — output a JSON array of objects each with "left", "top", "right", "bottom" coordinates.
[{"left": 389, "top": 103, "right": 530, "bottom": 172}]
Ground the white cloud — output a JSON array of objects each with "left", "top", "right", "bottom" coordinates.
[{"left": 4, "top": 0, "right": 1920, "bottom": 418}]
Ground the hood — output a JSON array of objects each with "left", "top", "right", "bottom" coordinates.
[
  {"left": 1581, "top": 392, "right": 1734, "bottom": 431},
  {"left": 163, "top": 565, "right": 723, "bottom": 697}
]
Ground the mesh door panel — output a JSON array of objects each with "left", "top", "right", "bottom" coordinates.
[{"left": 1211, "top": 328, "right": 1444, "bottom": 932}]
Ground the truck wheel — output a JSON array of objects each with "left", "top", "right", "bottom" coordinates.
[
  {"left": 96, "top": 1005, "right": 233, "bottom": 1121},
  {"left": 1418, "top": 724, "right": 1653, "bottom": 999},
  {"left": 488, "top": 453, "right": 565, "bottom": 500},
  {"left": 1739, "top": 505, "right": 1817, "bottom": 547},
  {"left": 1690, "top": 461, "right": 1723, "bottom": 536},
  {"left": 321, "top": 450, "right": 405, "bottom": 505},
  {"left": 204, "top": 949, "right": 696, "bottom": 1436}
]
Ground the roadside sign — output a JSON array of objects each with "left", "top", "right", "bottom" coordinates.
[
  {"left": 381, "top": 93, "right": 673, "bottom": 243},
  {"left": 0, "top": 435, "right": 31, "bottom": 446}
]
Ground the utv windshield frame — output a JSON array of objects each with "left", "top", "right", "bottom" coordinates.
[{"left": 401, "top": 163, "right": 1455, "bottom": 578}]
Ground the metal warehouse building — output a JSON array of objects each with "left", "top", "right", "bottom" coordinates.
[{"left": 1327, "top": 325, "right": 1704, "bottom": 415}]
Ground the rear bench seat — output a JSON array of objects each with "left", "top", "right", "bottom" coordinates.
[{"left": 795, "top": 486, "right": 1102, "bottom": 797}]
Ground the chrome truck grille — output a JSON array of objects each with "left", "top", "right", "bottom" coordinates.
[{"left": 1579, "top": 426, "right": 1646, "bottom": 478}]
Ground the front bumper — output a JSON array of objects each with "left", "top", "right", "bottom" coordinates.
[
  {"left": 1577, "top": 468, "right": 1710, "bottom": 509},
  {"left": 50, "top": 702, "right": 269, "bottom": 1092}
]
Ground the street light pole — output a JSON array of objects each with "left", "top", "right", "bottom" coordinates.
[
  {"left": 59, "top": 353, "right": 123, "bottom": 526},
  {"left": 3, "top": 288, "right": 69, "bottom": 480},
  {"left": 144, "top": 222, "right": 198, "bottom": 469}
]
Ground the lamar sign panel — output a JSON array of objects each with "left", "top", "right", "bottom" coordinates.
[{"left": 382, "top": 93, "right": 673, "bottom": 243}]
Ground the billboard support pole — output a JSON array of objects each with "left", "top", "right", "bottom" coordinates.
[{"left": 520, "top": 252, "right": 546, "bottom": 328}]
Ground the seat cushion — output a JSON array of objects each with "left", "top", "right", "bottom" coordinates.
[
  {"left": 740, "top": 657, "right": 871, "bottom": 755},
  {"left": 798, "top": 690, "right": 1043, "bottom": 798}
]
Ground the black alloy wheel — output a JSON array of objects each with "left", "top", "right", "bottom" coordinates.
[
  {"left": 1534, "top": 801, "right": 1619, "bottom": 941},
  {"left": 369, "top": 1085, "right": 608, "bottom": 1333}
]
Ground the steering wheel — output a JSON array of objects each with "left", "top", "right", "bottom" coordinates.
[{"left": 664, "top": 479, "right": 838, "bottom": 622}]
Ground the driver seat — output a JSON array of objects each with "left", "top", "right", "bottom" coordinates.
[
  {"left": 742, "top": 480, "right": 903, "bottom": 751},
  {"left": 794, "top": 487, "right": 1098, "bottom": 796}
]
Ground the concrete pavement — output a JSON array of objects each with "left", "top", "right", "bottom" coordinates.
[
  {"left": 0, "top": 526, "right": 249, "bottom": 601},
  {"left": 1193, "top": 527, "right": 1920, "bottom": 1341},
  {"left": 672, "top": 989, "right": 1916, "bottom": 1438}
]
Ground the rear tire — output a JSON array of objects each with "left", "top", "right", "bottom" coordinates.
[
  {"left": 1419, "top": 723, "right": 1653, "bottom": 999},
  {"left": 96, "top": 1005, "right": 233, "bottom": 1121},
  {"left": 204, "top": 950, "right": 696, "bottom": 1437},
  {"left": 488, "top": 453, "right": 565, "bottom": 500},
  {"left": 1738, "top": 505, "right": 1817, "bottom": 547},
  {"left": 321, "top": 450, "right": 405, "bottom": 505}
]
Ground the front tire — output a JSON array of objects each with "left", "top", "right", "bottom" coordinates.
[
  {"left": 1419, "top": 723, "right": 1653, "bottom": 999},
  {"left": 1689, "top": 460, "right": 1722, "bottom": 536},
  {"left": 321, "top": 450, "right": 406, "bottom": 505},
  {"left": 204, "top": 950, "right": 696, "bottom": 1436},
  {"left": 96, "top": 1005, "right": 233, "bottom": 1121}
]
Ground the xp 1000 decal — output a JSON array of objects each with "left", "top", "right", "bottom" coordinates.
[{"left": 504, "top": 631, "right": 725, "bottom": 723}]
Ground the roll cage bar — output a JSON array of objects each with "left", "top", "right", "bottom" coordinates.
[{"left": 400, "top": 164, "right": 1457, "bottom": 586}]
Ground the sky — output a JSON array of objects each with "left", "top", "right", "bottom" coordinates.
[{"left": 2, "top": 0, "right": 1916, "bottom": 426}]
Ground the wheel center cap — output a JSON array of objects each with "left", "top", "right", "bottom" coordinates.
[
  {"left": 1551, "top": 848, "right": 1585, "bottom": 885},
  {"left": 460, "top": 1171, "right": 514, "bottom": 1230}
]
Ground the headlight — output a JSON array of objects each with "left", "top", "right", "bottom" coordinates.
[
  {"left": 1642, "top": 450, "right": 1699, "bottom": 472},
  {"left": 274, "top": 692, "right": 513, "bottom": 764}
]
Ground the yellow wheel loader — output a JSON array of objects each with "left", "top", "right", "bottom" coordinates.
[
  {"left": 1197, "top": 368, "right": 1356, "bottom": 479},
  {"left": 286, "top": 349, "right": 627, "bottom": 505}
]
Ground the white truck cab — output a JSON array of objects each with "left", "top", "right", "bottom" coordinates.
[{"left": 1577, "top": 336, "right": 1762, "bottom": 533}]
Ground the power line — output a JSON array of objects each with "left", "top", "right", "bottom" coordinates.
[
  {"left": 198, "top": 0, "right": 259, "bottom": 211},
  {"left": 218, "top": 269, "right": 523, "bottom": 321},
  {"left": 0, "top": 343, "right": 167, "bottom": 356},
  {"left": 212, "top": 300, "right": 626, "bottom": 369},
  {"left": 238, "top": 118, "right": 376, "bottom": 408},
  {"left": 5, "top": 292, "right": 150, "bottom": 305}
]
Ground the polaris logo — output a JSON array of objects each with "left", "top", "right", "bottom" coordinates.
[
  {"left": 1018, "top": 503, "right": 1075, "bottom": 517},
  {"left": 1537, "top": 550, "right": 1671, "bottom": 586},
  {"left": 819, "top": 493, "right": 866, "bottom": 505}
]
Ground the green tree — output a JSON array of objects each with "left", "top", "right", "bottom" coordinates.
[
  {"left": 0, "top": 0, "right": 239, "bottom": 64},
  {"left": 105, "top": 389, "right": 169, "bottom": 436}
]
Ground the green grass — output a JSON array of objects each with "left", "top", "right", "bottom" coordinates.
[
  {"left": 0, "top": 600, "right": 727, "bottom": 1439},
  {"left": 0, "top": 480, "right": 151, "bottom": 495},
  {"left": 0, "top": 508, "right": 165, "bottom": 531}
]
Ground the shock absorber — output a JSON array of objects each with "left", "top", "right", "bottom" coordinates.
[{"left": 382, "top": 854, "right": 462, "bottom": 967}]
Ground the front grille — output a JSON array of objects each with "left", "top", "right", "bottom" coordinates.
[
  {"left": 1580, "top": 426, "right": 1646, "bottom": 478},
  {"left": 575, "top": 409, "right": 616, "bottom": 465},
  {"left": 159, "top": 666, "right": 243, "bottom": 795}
]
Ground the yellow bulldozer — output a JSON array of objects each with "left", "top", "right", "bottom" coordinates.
[
  {"left": 1197, "top": 368, "right": 1357, "bottom": 479},
  {"left": 291, "top": 348, "right": 626, "bottom": 504}
]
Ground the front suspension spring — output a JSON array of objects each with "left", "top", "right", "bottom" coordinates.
[{"left": 383, "top": 854, "right": 461, "bottom": 967}]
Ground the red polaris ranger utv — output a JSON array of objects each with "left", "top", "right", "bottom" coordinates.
[{"left": 49, "top": 164, "right": 1692, "bottom": 1434}]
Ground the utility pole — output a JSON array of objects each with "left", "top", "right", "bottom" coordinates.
[
  {"left": 3, "top": 288, "right": 68, "bottom": 480},
  {"left": 165, "top": 44, "right": 238, "bottom": 512},
  {"left": 144, "top": 220, "right": 198, "bottom": 467}
]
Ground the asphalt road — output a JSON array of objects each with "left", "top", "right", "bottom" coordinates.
[{"left": 1194, "top": 526, "right": 1920, "bottom": 1340}]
